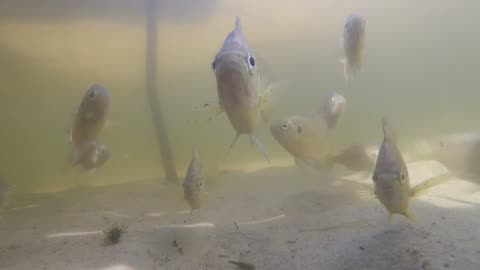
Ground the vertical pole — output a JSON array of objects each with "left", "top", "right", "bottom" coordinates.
[{"left": 145, "top": 0, "right": 178, "bottom": 182}]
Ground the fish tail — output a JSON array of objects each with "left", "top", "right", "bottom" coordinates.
[
  {"left": 339, "top": 58, "right": 352, "bottom": 81},
  {"left": 249, "top": 134, "right": 271, "bottom": 163},
  {"left": 224, "top": 133, "right": 241, "bottom": 161}
]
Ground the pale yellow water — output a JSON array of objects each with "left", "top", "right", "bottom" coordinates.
[{"left": 1, "top": 1, "right": 480, "bottom": 269}]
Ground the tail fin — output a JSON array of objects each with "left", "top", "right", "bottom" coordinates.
[
  {"left": 224, "top": 133, "right": 241, "bottom": 161},
  {"left": 339, "top": 58, "right": 360, "bottom": 81},
  {"left": 249, "top": 134, "right": 271, "bottom": 163}
]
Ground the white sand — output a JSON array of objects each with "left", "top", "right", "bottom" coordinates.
[{"left": 1, "top": 161, "right": 479, "bottom": 270}]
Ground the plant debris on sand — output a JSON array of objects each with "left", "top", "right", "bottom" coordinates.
[{"left": 102, "top": 223, "right": 128, "bottom": 246}]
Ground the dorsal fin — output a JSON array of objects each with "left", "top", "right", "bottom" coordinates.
[
  {"left": 382, "top": 117, "right": 397, "bottom": 142},
  {"left": 235, "top": 16, "right": 243, "bottom": 32},
  {"left": 192, "top": 147, "right": 200, "bottom": 161}
]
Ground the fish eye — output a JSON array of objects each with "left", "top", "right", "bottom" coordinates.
[
  {"left": 89, "top": 89, "right": 96, "bottom": 98},
  {"left": 281, "top": 123, "right": 288, "bottom": 130},
  {"left": 297, "top": 126, "right": 302, "bottom": 134},
  {"left": 247, "top": 54, "right": 256, "bottom": 71},
  {"left": 249, "top": 56, "right": 255, "bottom": 67},
  {"left": 401, "top": 173, "right": 405, "bottom": 180},
  {"left": 372, "top": 174, "right": 376, "bottom": 182},
  {"left": 211, "top": 60, "right": 216, "bottom": 71}
]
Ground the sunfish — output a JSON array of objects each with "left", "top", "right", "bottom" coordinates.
[
  {"left": 183, "top": 148, "right": 207, "bottom": 211},
  {"left": 372, "top": 119, "right": 449, "bottom": 222},
  {"left": 68, "top": 84, "right": 111, "bottom": 173},
  {"left": 341, "top": 14, "right": 366, "bottom": 81},
  {"left": 270, "top": 91, "right": 345, "bottom": 169},
  {"left": 212, "top": 17, "right": 270, "bottom": 162}
]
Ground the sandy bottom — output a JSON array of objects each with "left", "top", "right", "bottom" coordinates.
[{"left": 1, "top": 160, "right": 480, "bottom": 270}]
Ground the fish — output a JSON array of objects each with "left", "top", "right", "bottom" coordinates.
[
  {"left": 372, "top": 119, "right": 449, "bottom": 222},
  {"left": 269, "top": 92, "right": 345, "bottom": 169},
  {"left": 321, "top": 91, "right": 346, "bottom": 130},
  {"left": 183, "top": 148, "right": 207, "bottom": 211},
  {"left": 341, "top": 14, "right": 366, "bottom": 81},
  {"left": 212, "top": 16, "right": 270, "bottom": 162},
  {"left": 0, "top": 177, "right": 12, "bottom": 210},
  {"left": 68, "top": 84, "right": 111, "bottom": 171}
]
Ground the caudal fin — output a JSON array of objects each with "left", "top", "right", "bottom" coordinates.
[
  {"left": 339, "top": 58, "right": 359, "bottom": 81},
  {"left": 249, "top": 134, "right": 271, "bottom": 163}
]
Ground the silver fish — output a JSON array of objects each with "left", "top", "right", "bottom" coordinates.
[
  {"left": 183, "top": 148, "right": 206, "bottom": 210},
  {"left": 372, "top": 119, "right": 413, "bottom": 220},
  {"left": 322, "top": 91, "right": 346, "bottom": 130},
  {"left": 212, "top": 17, "right": 269, "bottom": 162},
  {"left": 371, "top": 119, "right": 450, "bottom": 222},
  {"left": 270, "top": 92, "right": 345, "bottom": 169},
  {"left": 68, "top": 84, "right": 111, "bottom": 171},
  {"left": 341, "top": 14, "right": 366, "bottom": 81}
]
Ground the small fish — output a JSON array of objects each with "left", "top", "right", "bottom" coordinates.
[
  {"left": 212, "top": 16, "right": 270, "bottom": 162},
  {"left": 183, "top": 148, "right": 207, "bottom": 211},
  {"left": 269, "top": 92, "right": 345, "bottom": 169},
  {"left": 372, "top": 119, "right": 449, "bottom": 222},
  {"left": 341, "top": 14, "right": 366, "bottom": 81},
  {"left": 68, "top": 84, "right": 111, "bottom": 171},
  {"left": 321, "top": 91, "right": 346, "bottom": 130},
  {"left": 0, "top": 177, "right": 12, "bottom": 210}
]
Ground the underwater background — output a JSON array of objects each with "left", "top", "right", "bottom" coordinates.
[{"left": 1, "top": 0, "right": 479, "bottom": 192}]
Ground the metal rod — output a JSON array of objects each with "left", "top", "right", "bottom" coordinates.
[{"left": 145, "top": 0, "right": 178, "bottom": 182}]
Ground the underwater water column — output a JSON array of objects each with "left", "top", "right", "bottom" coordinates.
[{"left": 145, "top": 0, "right": 178, "bottom": 182}]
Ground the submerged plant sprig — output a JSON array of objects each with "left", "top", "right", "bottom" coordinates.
[{"left": 102, "top": 223, "right": 128, "bottom": 245}]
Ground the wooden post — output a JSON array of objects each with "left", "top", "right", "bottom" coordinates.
[{"left": 145, "top": 0, "right": 178, "bottom": 182}]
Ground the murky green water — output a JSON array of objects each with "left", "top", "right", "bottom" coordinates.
[{"left": 1, "top": 0, "right": 479, "bottom": 193}]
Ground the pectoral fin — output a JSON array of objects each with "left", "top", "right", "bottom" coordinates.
[
  {"left": 410, "top": 172, "right": 452, "bottom": 198},
  {"left": 224, "top": 133, "right": 241, "bottom": 161},
  {"left": 249, "top": 134, "right": 270, "bottom": 163}
]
